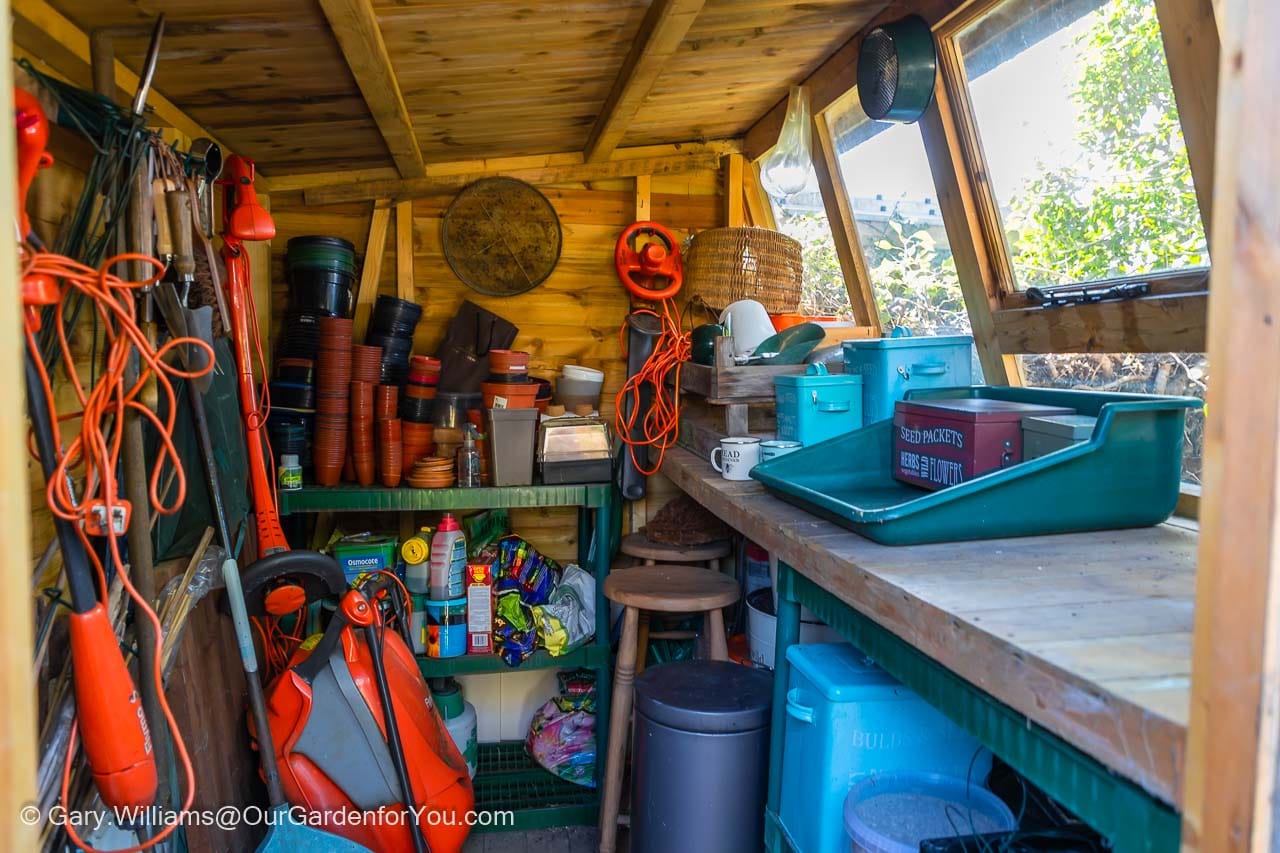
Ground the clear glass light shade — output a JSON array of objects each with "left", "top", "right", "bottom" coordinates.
[{"left": 760, "top": 86, "right": 813, "bottom": 200}]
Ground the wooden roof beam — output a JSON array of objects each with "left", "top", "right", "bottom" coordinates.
[
  {"left": 584, "top": 0, "right": 707, "bottom": 163},
  {"left": 317, "top": 0, "right": 425, "bottom": 179}
]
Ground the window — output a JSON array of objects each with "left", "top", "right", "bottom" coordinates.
[
  {"left": 768, "top": 174, "right": 853, "bottom": 319},
  {"left": 1020, "top": 352, "right": 1207, "bottom": 483},
  {"left": 956, "top": 0, "right": 1208, "bottom": 290},
  {"left": 825, "top": 91, "right": 970, "bottom": 337}
]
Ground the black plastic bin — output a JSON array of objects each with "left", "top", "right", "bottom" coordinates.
[{"left": 631, "top": 661, "right": 772, "bottom": 853}]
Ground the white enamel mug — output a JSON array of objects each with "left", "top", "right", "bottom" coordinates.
[
  {"left": 760, "top": 439, "right": 803, "bottom": 462},
  {"left": 710, "top": 436, "right": 761, "bottom": 480}
]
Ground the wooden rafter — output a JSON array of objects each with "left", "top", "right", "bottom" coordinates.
[
  {"left": 304, "top": 151, "right": 723, "bottom": 205},
  {"left": 1153, "top": 0, "right": 1220, "bottom": 237},
  {"left": 1184, "top": 0, "right": 1280, "bottom": 848},
  {"left": 317, "top": 0, "right": 425, "bottom": 179},
  {"left": 584, "top": 0, "right": 706, "bottom": 163}
]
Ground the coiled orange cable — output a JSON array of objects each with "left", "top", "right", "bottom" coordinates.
[
  {"left": 614, "top": 298, "right": 691, "bottom": 476},
  {"left": 24, "top": 249, "right": 211, "bottom": 853}
]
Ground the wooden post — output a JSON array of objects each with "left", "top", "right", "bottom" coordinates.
[
  {"left": 352, "top": 203, "right": 391, "bottom": 339},
  {"left": 634, "top": 174, "right": 651, "bottom": 222},
  {"left": 1184, "top": 0, "right": 1280, "bottom": 848},
  {"left": 2, "top": 3, "right": 37, "bottom": 842},
  {"left": 245, "top": 192, "right": 273, "bottom": 380},
  {"left": 724, "top": 153, "right": 745, "bottom": 227},
  {"left": 395, "top": 199, "right": 414, "bottom": 302},
  {"left": 742, "top": 160, "right": 777, "bottom": 229}
]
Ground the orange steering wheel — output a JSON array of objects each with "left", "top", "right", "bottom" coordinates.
[{"left": 615, "top": 221, "right": 683, "bottom": 301}]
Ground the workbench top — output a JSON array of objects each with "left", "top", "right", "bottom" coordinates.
[{"left": 661, "top": 446, "right": 1195, "bottom": 808}]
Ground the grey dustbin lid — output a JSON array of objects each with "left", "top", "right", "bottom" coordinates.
[{"left": 634, "top": 660, "right": 772, "bottom": 733}]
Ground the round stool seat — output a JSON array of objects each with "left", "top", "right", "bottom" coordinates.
[
  {"left": 605, "top": 564, "right": 739, "bottom": 613},
  {"left": 620, "top": 532, "right": 731, "bottom": 563}
]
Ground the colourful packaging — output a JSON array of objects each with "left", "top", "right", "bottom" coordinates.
[
  {"left": 466, "top": 562, "right": 495, "bottom": 655},
  {"left": 332, "top": 534, "right": 399, "bottom": 586},
  {"left": 424, "top": 596, "right": 468, "bottom": 658}
]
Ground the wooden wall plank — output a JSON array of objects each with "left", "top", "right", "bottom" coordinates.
[
  {"left": 723, "top": 152, "right": 745, "bottom": 227},
  {"left": 317, "top": 0, "right": 425, "bottom": 178},
  {"left": 396, "top": 199, "right": 414, "bottom": 301},
  {"left": 992, "top": 294, "right": 1208, "bottom": 355},
  {"left": 584, "top": 0, "right": 707, "bottom": 162},
  {"left": 1184, "top": 0, "right": 1280, "bottom": 848}
]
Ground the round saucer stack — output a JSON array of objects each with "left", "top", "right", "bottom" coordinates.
[{"left": 407, "top": 456, "right": 455, "bottom": 489}]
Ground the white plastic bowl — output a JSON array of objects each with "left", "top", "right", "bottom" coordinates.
[{"left": 561, "top": 364, "right": 605, "bottom": 382}]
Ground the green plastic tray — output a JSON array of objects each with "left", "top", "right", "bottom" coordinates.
[{"left": 750, "top": 386, "right": 1199, "bottom": 545}]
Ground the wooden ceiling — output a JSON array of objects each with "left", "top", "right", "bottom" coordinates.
[{"left": 24, "top": 0, "right": 895, "bottom": 176}]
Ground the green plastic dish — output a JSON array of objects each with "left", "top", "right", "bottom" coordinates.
[
  {"left": 750, "top": 385, "right": 1200, "bottom": 545},
  {"left": 747, "top": 322, "right": 825, "bottom": 365}
]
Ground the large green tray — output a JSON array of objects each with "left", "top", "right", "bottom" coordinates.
[{"left": 750, "top": 386, "right": 1199, "bottom": 545}]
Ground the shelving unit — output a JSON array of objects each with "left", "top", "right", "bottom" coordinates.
[{"left": 279, "top": 482, "right": 615, "bottom": 831}]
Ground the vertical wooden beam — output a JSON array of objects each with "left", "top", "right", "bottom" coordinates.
[
  {"left": 584, "top": 0, "right": 707, "bottom": 162},
  {"left": 743, "top": 160, "right": 777, "bottom": 229},
  {"left": 724, "top": 153, "right": 745, "bottom": 227},
  {"left": 246, "top": 193, "right": 273, "bottom": 379},
  {"left": 1, "top": 1, "right": 38, "bottom": 844},
  {"left": 1154, "top": 0, "right": 1219, "bottom": 238},
  {"left": 1184, "top": 1, "right": 1280, "bottom": 849},
  {"left": 920, "top": 61, "right": 1021, "bottom": 385},
  {"left": 353, "top": 203, "right": 391, "bottom": 339},
  {"left": 395, "top": 199, "right": 414, "bottom": 302},
  {"left": 317, "top": 0, "right": 425, "bottom": 179},
  {"left": 811, "top": 114, "right": 882, "bottom": 334},
  {"left": 634, "top": 174, "right": 651, "bottom": 222}
]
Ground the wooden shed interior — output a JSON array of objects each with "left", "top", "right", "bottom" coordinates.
[{"left": 3, "top": 0, "right": 1276, "bottom": 851}]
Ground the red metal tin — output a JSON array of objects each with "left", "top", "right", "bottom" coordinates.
[{"left": 893, "top": 398, "right": 1074, "bottom": 490}]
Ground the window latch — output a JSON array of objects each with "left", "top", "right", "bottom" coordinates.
[{"left": 1026, "top": 280, "right": 1151, "bottom": 308}]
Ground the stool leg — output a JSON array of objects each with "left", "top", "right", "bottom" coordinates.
[
  {"left": 707, "top": 608, "right": 729, "bottom": 661},
  {"left": 635, "top": 611, "right": 650, "bottom": 676},
  {"left": 599, "top": 606, "right": 640, "bottom": 853}
]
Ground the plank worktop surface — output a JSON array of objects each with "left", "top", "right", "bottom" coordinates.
[{"left": 662, "top": 446, "right": 1196, "bottom": 809}]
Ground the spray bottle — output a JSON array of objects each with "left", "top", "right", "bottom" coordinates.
[{"left": 456, "top": 425, "right": 482, "bottom": 488}]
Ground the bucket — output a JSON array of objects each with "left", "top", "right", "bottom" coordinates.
[
  {"left": 424, "top": 597, "right": 468, "bottom": 658},
  {"left": 843, "top": 773, "right": 1015, "bottom": 853},
  {"left": 747, "top": 587, "right": 841, "bottom": 669}
]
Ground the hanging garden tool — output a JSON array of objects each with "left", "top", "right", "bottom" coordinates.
[{"left": 613, "top": 221, "right": 690, "bottom": 497}]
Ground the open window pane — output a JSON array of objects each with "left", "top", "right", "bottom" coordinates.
[
  {"left": 825, "top": 92, "right": 970, "bottom": 336},
  {"left": 768, "top": 173, "right": 853, "bottom": 318},
  {"left": 1020, "top": 352, "right": 1206, "bottom": 483},
  {"left": 957, "top": 0, "right": 1208, "bottom": 289}
]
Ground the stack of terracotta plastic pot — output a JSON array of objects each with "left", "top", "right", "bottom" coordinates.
[
  {"left": 312, "top": 318, "right": 353, "bottom": 485},
  {"left": 401, "top": 421, "right": 435, "bottom": 476},
  {"left": 349, "top": 381, "right": 375, "bottom": 485},
  {"left": 352, "top": 344, "right": 383, "bottom": 384},
  {"left": 378, "top": 418, "right": 403, "bottom": 487},
  {"left": 375, "top": 384, "right": 399, "bottom": 421},
  {"left": 481, "top": 349, "right": 538, "bottom": 409},
  {"left": 402, "top": 355, "right": 439, "bottom": 424}
]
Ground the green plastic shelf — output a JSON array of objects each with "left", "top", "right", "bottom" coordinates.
[
  {"left": 278, "top": 483, "right": 613, "bottom": 514},
  {"left": 418, "top": 644, "right": 609, "bottom": 677},
  {"left": 471, "top": 742, "right": 597, "bottom": 833}
]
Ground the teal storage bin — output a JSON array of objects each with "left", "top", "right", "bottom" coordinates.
[
  {"left": 751, "top": 385, "right": 1200, "bottom": 545},
  {"left": 774, "top": 364, "right": 863, "bottom": 446},
  {"left": 842, "top": 333, "right": 974, "bottom": 423},
  {"left": 778, "top": 643, "right": 990, "bottom": 853}
]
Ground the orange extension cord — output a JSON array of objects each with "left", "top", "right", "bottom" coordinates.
[
  {"left": 24, "top": 249, "right": 212, "bottom": 853},
  {"left": 614, "top": 298, "right": 691, "bottom": 476}
]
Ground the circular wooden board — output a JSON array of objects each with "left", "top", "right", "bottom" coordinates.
[{"left": 441, "top": 177, "right": 563, "bottom": 297}]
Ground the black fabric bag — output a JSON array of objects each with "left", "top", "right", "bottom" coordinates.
[{"left": 435, "top": 300, "right": 519, "bottom": 392}]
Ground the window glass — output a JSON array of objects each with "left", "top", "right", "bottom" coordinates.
[
  {"left": 1020, "top": 352, "right": 1206, "bottom": 483},
  {"left": 768, "top": 173, "right": 853, "bottom": 318},
  {"left": 957, "top": 0, "right": 1208, "bottom": 289},
  {"left": 825, "top": 92, "right": 970, "bottom": 336}
]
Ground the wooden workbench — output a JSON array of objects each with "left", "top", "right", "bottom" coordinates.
[{"left": 661, "top": 446, "right": 1195, "bottom": 812}]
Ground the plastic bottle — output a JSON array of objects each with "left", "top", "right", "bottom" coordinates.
[
  {"left": 429, "top": 513, "right": 467, "bottom": 599},
  {"left": 456, "top": 425, "right": 482, "bottom": 488},
  {"left": 277, "top": 453, "right": 302, "bottom": 491},
  {"left": 402, "top": 527, "right": 433, "bottom": 594}
]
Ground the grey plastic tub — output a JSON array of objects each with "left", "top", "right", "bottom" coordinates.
[{"left": 486, "top": 408, "right": 538, "bottom": 486}]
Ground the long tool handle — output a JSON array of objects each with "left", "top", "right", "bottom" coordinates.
[
  {"left": 187, "top": 379, "right": 287, "bottom": 807},
  {"left": 166, "top": 187, "right": 196, "bottom": 282},
  {"left": 364, "top": 623, "right": 428, "bottom": 853}
]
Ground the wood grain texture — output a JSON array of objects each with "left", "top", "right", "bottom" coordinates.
[
  {"left": 604, "top": 563, "right": 739, "bottom": 611},
  {"left": 662, "top": 446, "right": 1194, "bottom": 808},
  {"left": 318, "top": 0, "right": 424, "bottom": 178},
  {"left": 813, "top": 112, "right": 881, "bottom": 333},
  {"left": 992, "top": 293, "right": 1208, "bottom": 354},
  {"left": 395, "top": 199, "right": 414, "bottom": 300},
  {"left": 354, "top": 203, "right": 392, "bottom": 339},
  {"left": 1184, "top": 0, "right": 1280, "bottom": 847},
  {"left": 584, "top": 0, "right": 707, "bottom": 162}
]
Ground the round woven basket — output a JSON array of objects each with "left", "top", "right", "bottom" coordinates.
[{"left": 684, "top": 227, "right": 803, "bottom": 313}]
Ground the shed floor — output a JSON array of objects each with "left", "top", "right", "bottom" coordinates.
[{"left": 463, "top": 826, "right": 608, "bottom": 852}]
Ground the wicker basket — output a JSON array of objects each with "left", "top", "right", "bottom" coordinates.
[{"left": 684, "top": 226, "right": 803, "bottom": 313}]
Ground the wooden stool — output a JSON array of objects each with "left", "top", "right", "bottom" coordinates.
[
  {"left": 620, "top": 533, "right": 732, "bottom": 673},
  {"left": 597, "top": 564, "right": 740, "bottom": 853}
]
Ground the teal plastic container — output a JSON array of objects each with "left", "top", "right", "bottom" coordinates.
[
  {"left": 779, "top": 643, "right": 990, "bottom": 853},
  {"left": 842, "top": 334, "right": 974, "bottom": 423},
  {"left": 774, "top": 364, "right": 863, "bottom": 446},
  {"left": 751, "top": 386, "right": 1200, "bottom": 545}
]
